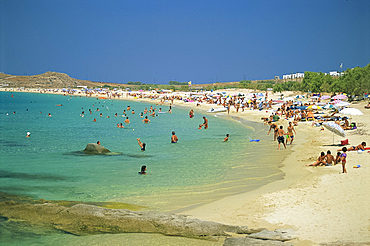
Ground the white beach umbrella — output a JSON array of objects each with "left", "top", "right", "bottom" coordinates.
[
  {"left": 323, "top": 121, "right": 346, "bottom": 144},
  {"left": 340, "top": 108, "right": 363, "bottom": 116},
  {"left": 334, "top": 101, "right": 350, "bottom": 107},
  {"left": 283, "top": 97, "right": 294, "bottom": 101}
]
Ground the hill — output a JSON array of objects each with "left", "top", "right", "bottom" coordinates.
[{"left": 0, "top": 72, "right": 109, "bottom": 89}]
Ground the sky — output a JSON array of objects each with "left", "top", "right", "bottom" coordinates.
[{"left": 1, "top": 0, "right": 369, "bottom": 84}]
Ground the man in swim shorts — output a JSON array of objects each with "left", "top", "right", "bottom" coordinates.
[
  {"left": 277, "top": 126, "right": 286, "bottom": 150},
  {"left": 286, "top": 121, "right": 296, "bottom": 145}
]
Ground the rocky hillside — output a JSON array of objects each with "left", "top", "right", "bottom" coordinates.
[{"left": 0, "top": 72, "right": 109, "bottom": 89}]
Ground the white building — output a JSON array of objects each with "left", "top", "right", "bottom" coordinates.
[{"left": 282, "top": 72, "right": 304, "bottom": 80}]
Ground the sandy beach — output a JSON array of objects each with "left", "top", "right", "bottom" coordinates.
[
  {"left": 175, "top": 90, "right": 370, "bottom": 245},
  {"left": 1, "top": 87, "right": 369, "bottom": 245}
]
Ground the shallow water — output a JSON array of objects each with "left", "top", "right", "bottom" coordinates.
[{"left": 0, "top": 91, "right": 284, "bottom": 244}]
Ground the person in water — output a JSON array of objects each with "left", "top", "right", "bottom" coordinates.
[
  {"left": 137, "top": 138, "right": 146, "bottom": 151},
  {"left": 223, "top": 134, "right": 229, "bottom": 142},
  {"left": 171, "top": 131, "right": 178, "bottom": 143},
  {"left": 199, "top": 116, "right": 208, "bottom": 129},
  {"left": 142, "top": 116, "right": 150, "bottom": 123},
  {"left": 189, "top": 109, "right": 194, "bottom": 118},
  {"left": 97, "top": 141, "right": 101, "bottom": 145},
  {"left": 139, "top": 165, "right": 147, "bottom": 175}
]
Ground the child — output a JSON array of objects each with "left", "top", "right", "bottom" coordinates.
[
  {"left": 307, "top": 152, "right": 326, "bottom": 166},
  {"left": 325, "top": 150, "right": 334, "bottom": 166},
  {"left": 340, "top": 147, "right": 347, "bottom": 173},
  {"left": 334, "top": 151, "right": 341, "bottom": 165}
]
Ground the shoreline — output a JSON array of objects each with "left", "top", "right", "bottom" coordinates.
[{"left": 1, "top": 88, "right": 369, "bottom": 244}]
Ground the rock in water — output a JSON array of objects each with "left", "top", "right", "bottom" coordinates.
[{"left": 83, "top": 143, "right": 110, "bottom": 154}]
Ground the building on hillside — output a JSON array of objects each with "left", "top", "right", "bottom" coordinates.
[{"left": 282, "top": 72, "right": 304, "bottom": 80}]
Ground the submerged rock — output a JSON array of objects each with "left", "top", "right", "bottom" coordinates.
[
  {"left": 0, "top": 202, "right": 258, "bottom": 240},
  {"left": 83, "top": 143, "right": 110, "bottom": 154},
  {"left": 224, "top": 237, "right": 292, "bottom": 246}
]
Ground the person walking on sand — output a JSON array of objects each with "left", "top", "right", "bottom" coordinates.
[
  {"left": 340, "top": 147, "right": 347, "bottom": 173},
  {"left": 286, "top": 122, "right": 296, "bottom": 145},
  {"left": 199, "top": 116, "right": 208, "bottom": 129},
  {"left": 277, "top": 126, "right": 286, "bottom": 150},
  {"left": 171, "top": 131, "right": 178, "bottom": 143}
]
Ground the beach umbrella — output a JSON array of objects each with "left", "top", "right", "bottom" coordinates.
[
  {"left": 283, "top": 97, "right": 294, "bottom": 101},
  {"left": 295, "top": 95, "right": 304, "bottom": 99},
  {"left": 332, "top": 94, "right": 347, "bottom": 100},
  {"left": 335, "top": 101, "right": 350, "bottom": 107},
  {"left": 324, "top": 104, "right": 334, "bottom": 109},
  {"left": 321, "top": 95, "right": 331, "bottom": 100},
  {"left": 310, "top": 96, "right": 319, "bottom": 99},
  {"left": 323, "top": 121, "right": 345, "bottom": 144},
  {"left": 307, "top": 105, "right": 322, "bottom": 110},
  {"left": 340, "top": 108, "right": 363, "bottom": 116}
]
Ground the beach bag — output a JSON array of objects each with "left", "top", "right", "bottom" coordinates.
[{"left": 341, "top": 139, "right": 349, "bottom": 146}]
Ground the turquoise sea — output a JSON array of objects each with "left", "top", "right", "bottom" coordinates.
[{"left": 0, "top": 91, "right": 285, "bottom": 244}]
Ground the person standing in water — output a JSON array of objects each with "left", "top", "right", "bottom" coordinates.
[
  {"left": 189, "top": 109, "right": 194, "bottom": 118},
  {"left": 223, "top": 134, "right": 229, "bottom": 142},
  {"left": 199, "top": 116, "right": 208, "bottom": 129},
  {"left": 138, "top": 165, "right": 147, "bottom": 175},
  {"left": 171, "top": 131, "right": 178, "bottom": 143}
]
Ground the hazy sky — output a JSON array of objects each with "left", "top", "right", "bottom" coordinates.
[{"left": 1, "top": 0, "right": 369, "bottom": 84}]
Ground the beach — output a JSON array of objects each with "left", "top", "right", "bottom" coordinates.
[{"left": 1, "top": 87, "right": 369, "bottom": 245}]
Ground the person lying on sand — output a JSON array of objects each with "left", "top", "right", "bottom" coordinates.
[
  {"left": 307, "top": 152, "right": 326, "bottom": 166},
  {"left": 341, "top": 142, "right": 366, "bottom": 151}
]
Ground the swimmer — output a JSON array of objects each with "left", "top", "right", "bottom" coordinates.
[
  {"left": 138, "top": 165, "right": 147, "bottom": 175},
  {"left": 223, "top": 134, "right": 229, "bottom": 142},
  {"left": 97, "top": 141, "right": 101, "bottom": 145},
  {"left": 137, "top": 138, "right": 146, "bottom": 151},
  {"left": 142, "top": 116, "right": 150, "bottom": 123},
  {"left": 124, "top": 117, "right": 130, "bottom": 124},
  {"left": 93, "top": 118, "right": 97, "bottom": 122},
  {"left": 131, "top": 110, "right": 135, "bottom": 114},
  {"left": 26, "top": 132, "right": 31, "bottom": 138},
  {"left": 171, "top": 131, "right": 178, "bottom": 143},
  {"left": 199, "top": 116, "right": 208, "bottom": 129},
  {"left": 48, "top": 113, "right": 52, "bottom": 117},
  {"left": 189, "top": 109, "right": 194, "bottom": 118}
]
